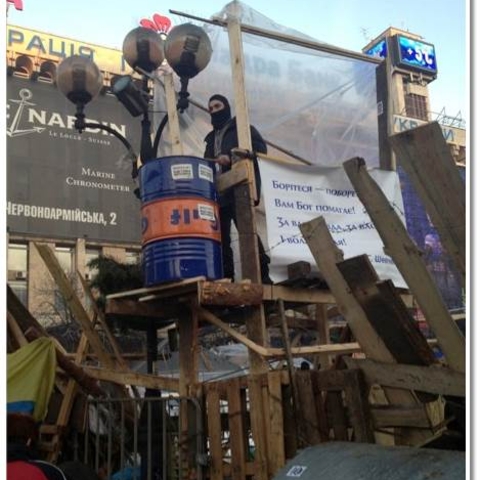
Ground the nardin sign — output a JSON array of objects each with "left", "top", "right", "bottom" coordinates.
[{"left": 7, "top": 76, "right": 142, "bottom": 243}]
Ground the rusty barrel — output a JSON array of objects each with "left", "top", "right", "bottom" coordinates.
[{"left": 139, "top": 156, "right": 222, "bottom": 286}]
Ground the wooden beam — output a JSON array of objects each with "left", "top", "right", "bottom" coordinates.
[
  {"left": 216, "top": 160, "right": 249, "bottom": 194},
  {"left": 83, "top": 366, "right": 179, "bottom": 391},
  {"left": 198, "top": 307, "right": 270, "bottom": 357},
  {"left": 299, "top": 217, "right": 396, "bottom": 362},
  {"left": 390, "top": 122, "right": 465, "bottom": 283},
  {"left": 106, "top": 276, "right": 204, "bottom": 300},
  {"left": 78, "top": 272, "right": 129, "bottom": 370},
  {"left": 199, "top": 306, "right": 361, "bottom": 357},
  {"left": 263, "top": 284, "right": 336, "bottom": 304},
  {"left": 34, "top": 242, "right": 116, "bottom": 369},
  {"left": 226, "top": 3, "right": 267, "bottom": 380},
  {"left": 343, "top": 358, "right": 465, "bottom": 397},
  {"left": 343, "top": 157, "right": 465, "bottom": 373},
  {"left": 24, "top": 327, "right": 104, "bottom": 397},
  {"left": 164, "top": 71, "right": 183, "bottom": 156},
  {"left": 337, "top": 256, "right": 436, "bottom": 367},
  {"left": 199, "top": 281, "right": 263, "bottom": 305},
  {"left": 370, "top": 406, "right": 432, "bottom": 429},
  {"left": 299, "top": 216, "right": 438, "bottom": 446},
  {"left": 7, "top": 311, "right": 28, "bottom": 348}
]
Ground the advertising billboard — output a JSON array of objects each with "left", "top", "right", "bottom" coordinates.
[{"left": 7, "top": 76, "right": 142, "bottom": 244}]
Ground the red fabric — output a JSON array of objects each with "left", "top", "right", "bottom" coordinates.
[{"left": 8, "top": 461, "right": 48, "bottom": 480}]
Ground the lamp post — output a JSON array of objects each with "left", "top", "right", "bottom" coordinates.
[
  {"left": 56, "top": 24, "right": 213, "bottom": 375},
  {"left": 56, "top": 24, "right": 212, "bottom": 165}
]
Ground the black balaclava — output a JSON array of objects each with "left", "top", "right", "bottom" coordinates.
[{"left": 209, "top": 94, "right": 231, "bottom": 130}]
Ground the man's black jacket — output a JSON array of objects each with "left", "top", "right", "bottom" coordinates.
[{"left": 204, "top": 118, "right": 267, "bottom": 207}]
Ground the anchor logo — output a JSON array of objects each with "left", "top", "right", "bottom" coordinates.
[{"left": 7, "top": 89, "right": 46, "bottom": 137}]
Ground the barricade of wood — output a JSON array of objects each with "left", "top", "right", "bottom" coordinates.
[{"left": 202, "top": 368, "right": 374, "bottom": 480}]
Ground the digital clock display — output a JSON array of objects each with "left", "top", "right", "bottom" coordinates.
[{"left": 395, "top": 35, "right": 437, "bottom": 74}]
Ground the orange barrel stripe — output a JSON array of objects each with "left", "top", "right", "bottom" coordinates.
[{"left": 141, "top": 197, "right": 221, "bottom": 244}]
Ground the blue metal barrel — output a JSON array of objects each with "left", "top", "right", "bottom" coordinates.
[{"left": 139, "top": 156, "right": 222, "bottom": 285}]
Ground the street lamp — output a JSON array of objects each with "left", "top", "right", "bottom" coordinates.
[{"left": 56, "top": 23, "right": 212, "bottom": 166}]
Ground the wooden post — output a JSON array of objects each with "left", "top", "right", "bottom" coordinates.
[
  {"left": 178, "top": 302, "right": 199, "bottom": 479},
  {"left": 315, "top": 304, "right": 331, "bottom": 369},
  {"left": 163, "top": 71, "right": 183, "bottom": 156},
  {"left": 225, "top": 7, "right": 269, "bottom": 477},
  {"left": 343, "top": 157, "right": 465, "bottom": 373},
  {"left": 389, "top": 122, "right": 465, "bottom": 284}
]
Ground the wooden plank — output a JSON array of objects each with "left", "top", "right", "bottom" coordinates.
[
  {"left": 337, "top": 256, "right": 436, "bottom": 367},
  {"left": 370, "top": 406, "right": 432, "bottom": 428},
  {"left": 163, "top": 71, "right": 183, "bottom": 156},
  {"left": 106, "top": 297, "right": 182, "bottom": 319},
  {"left": 216, "top": 160, "right": 249, "bottom": 194},
  {"left": 226, "top": 5, "right": 268, "bottom": 381},
  {"left": 299, "top": 217, "right": 396, "bottom": 362},
  {"left": 295, "top": 372, "right": 321, "bottom": 446},
  {"left": 297, "top": 221, "right": 436, "bottom": 444},
  {"left": 343, "top": 370, "right": 375, "bottom": 443},
  {"left": 278, "top": 298, "right": 298, "bottom": 408},
  {"left": 315, "top": 304, "right": 332, "bottom": 369},
  {"left": 281, "top": 382, "right": 298, "bottom": 458},
  {"left": 83, "top": 366, "right": 179, "bottom": 391},
  {"left": 263, "top": 285, "right": 336, "bottom": 304},
  {"left": 343, "top": 357, "right": 465, "bottom": 397},
  {"left": 199, "top": 281, "right": 264, "bottom": 305},
  {"left": 343, "top": 157, "right": 465, "bottom": 373},
  {"left": 199, "top": 307, "right": 269, "bottom": 357},
  {"left": 34, "top": 243, "right": 116, "bottom": 369},
  {"left": 23, "top": 328, "right": 104, "bottom": 397},
  {"left": 390, "top": 122, "right": 465, "bottom": 282},
  {"left": 267, "top": 372, "right": 285, "bottom": 475},
  {"left": 7, "top": 311, "right": 28, "bottom": 348},
  {"left": 78, "top": 272, "right": 129, "bottom": 369},
  {"left": 206, "top": 385, "right": 223, "bottom": 480},
  {"left": 248, "top": 375, "right": 269, "bottom": 480},
  {"left": 325, "top": 390, "right": 348, "bottom": 441},
  {"left": 310, "top": 375, "right": 330, "bottom": 442},
  {"left": 47, "top": 333, "right": 89, "bottom": 462},
  {"left": 227, "top": 378, "right": 246, "bottom": 480},
  {"left": 271, "top": 343, "right": 362, "bottom": 357},
  {"left": 106, "top": 276, "right": 204, "bottom": 300},
  {"left": 178, "top": 304, "right": 199, "bottom": 478}
]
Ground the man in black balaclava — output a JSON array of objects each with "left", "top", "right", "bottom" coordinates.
[{"left": 204, "top": 94, "right": 272, "bottom": 284}]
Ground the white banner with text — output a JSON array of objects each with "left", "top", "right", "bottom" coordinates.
[{"left": 258, "top": 160, "right": 407, "bottom": 288}]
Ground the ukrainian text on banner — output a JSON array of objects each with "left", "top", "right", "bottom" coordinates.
[{"left": 258, "top": 160, "right": 407, "bottom": 288}]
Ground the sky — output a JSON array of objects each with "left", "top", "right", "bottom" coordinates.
[{"left": 6, "top": 0, "right": 468, "bottom": 122}]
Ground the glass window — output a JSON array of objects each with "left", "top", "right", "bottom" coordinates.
[
  {"left": 8, "top": 243, "right": 27, "bottom": 273},
  {"left": 55, "top": 246, "right": 73, "bottom": 273},
  {"left": 9, "top": 281, "right": 27, "bottom": 307}
]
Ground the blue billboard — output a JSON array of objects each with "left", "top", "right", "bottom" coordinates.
[{"left": 394, "top": 35, "right": 437, "bottom": 75}]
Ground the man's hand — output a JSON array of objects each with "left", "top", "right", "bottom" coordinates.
[{"left": 215, "top": 154, "right": 231, "bottom": 166}]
